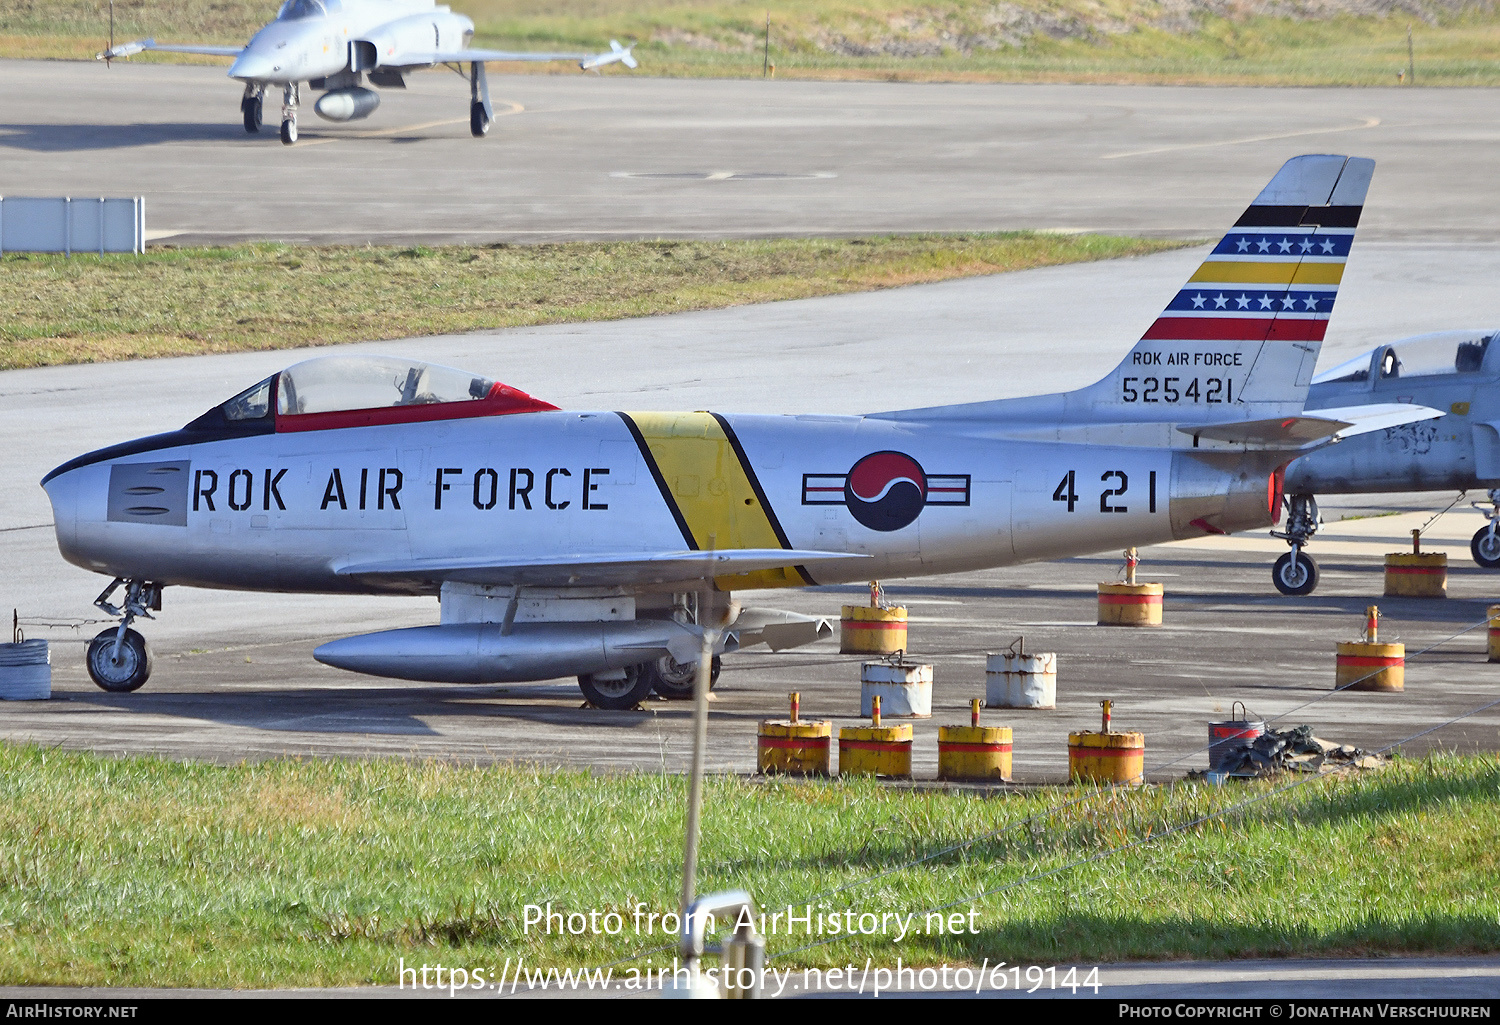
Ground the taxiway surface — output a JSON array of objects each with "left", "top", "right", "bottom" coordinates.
[{"left": 3, "top": 59, "right": 1500, "bottom": 242}]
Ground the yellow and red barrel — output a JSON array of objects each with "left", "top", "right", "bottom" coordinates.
[
  {"left": 1335, "top": 605, "right": 1404, "bottom": 692},
  {"left": 838, "top": 695, "right": 913, "bottom": 778},
  {"left": 938, "top": 699, "right": 1012, "bottom": 781},
  {"left": 757, "top": 691, "right": 831, "bottom": 775},
  {"left": 1488, "top": 605, "right": 1500, "bottom": 664},
  {"left": 1097, "top": 583, "right": 1163, "bottom": 626},
  {"left": 840, "top": 604, "right": 908, "bottom": 655}
]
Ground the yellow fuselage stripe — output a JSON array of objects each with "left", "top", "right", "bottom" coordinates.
[
  {"left": 1189, "top": 261, "right": 1346, "bottom": 285},
  {"left": 623, "top": 411, "right": 807, "bottom": 590}
]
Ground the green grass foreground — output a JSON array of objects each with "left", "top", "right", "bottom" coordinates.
[
  {"left": 1, "top": 743, "right": 1497, "bottom": 987},
  {"left": 8, "top": 0, "right": 1500, "bottom": 85},
  {"left": 0, "top": 234, "right": 1181, "bottom": 371}
]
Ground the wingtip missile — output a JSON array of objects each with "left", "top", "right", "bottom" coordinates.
[
  {"left": 96, "top": 37, "right": 151, "bottom": 60},
  {"left": 580, "top": 39, "right": 637, "bottom": 71}
]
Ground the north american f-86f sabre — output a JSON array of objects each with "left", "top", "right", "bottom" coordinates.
[
  {"left": 97, "top": 0, "right": 637, "bottom": 145},
  {"left": 42, "top": 155, "right": 1437, "bottom": 707}
]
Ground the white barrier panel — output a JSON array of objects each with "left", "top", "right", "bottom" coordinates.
[{"left": 0, "top": 196, "right": 144, "bottom": 254}]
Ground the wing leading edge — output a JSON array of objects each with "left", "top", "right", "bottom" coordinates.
[{"left": 98, "top": 39, "right": 245, "bottom": 59}]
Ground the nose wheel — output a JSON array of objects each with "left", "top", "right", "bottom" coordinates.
[
  {"left": 86, "top": 578, "right": 161, "bottom": 692},
  {"left": 86, "top": 628, "right": 153, "bottom": 692},
  {"left": 470, "top": 101, "right": 490, "bottom": 137},
  {"left": 1471, "top": 489, "right": 1500, "bottom": 568}
]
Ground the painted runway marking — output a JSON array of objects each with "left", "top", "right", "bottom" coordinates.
[{"left": 1102, "top": 116, "right": 1381, "bottom": 159}]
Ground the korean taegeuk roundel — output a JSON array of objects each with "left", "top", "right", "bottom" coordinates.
[{"left": 844, "top": 451, "right": 928, "bottom": 532}]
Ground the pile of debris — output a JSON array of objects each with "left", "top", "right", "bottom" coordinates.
[{"left": 1210, "top": 725, "right": 1388, "bottom": 778}]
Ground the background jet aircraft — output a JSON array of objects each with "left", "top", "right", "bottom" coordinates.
[
  {"left": 98, "top": 0, "right": 637, "bottom": 144},
  {"left": 1265, "top": 329, "right": 1500, "bottom": 594},
  {"left": 42, "top": 155, "right": 1434, "bottom": 707}
]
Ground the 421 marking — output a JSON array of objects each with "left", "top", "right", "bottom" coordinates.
[{"left": 1052, "top": 470, "right": 1158, "bottom": 514}]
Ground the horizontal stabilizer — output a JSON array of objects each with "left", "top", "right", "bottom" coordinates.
[
  {"left": 337, "top": 548, "right": 870, "bottom": 589},
  {"left": 1300, "top": 401, "right": 1445, "bottom": 437},
  {"left": 1179, "top": 402, "right": 1442, "bottom": 448}
]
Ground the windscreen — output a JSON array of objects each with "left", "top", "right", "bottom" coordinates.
[{"left": 277, "top": 0, "right": 327, "bottom": 20}]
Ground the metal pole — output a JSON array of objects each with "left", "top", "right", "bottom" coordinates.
[
  {"left": 763, "top": 13, "right": 769, "bottom": 78},
  {"left": 1407, "top": 25, "right": 1415, "bottom": 86},
  {"left": 109, "top": 1, "right": 114, "bottom": 65},
  {"left": 679, "top": 587, "right": 718, "bottom": 921}
]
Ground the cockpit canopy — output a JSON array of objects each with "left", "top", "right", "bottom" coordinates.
[
  {"left": 276, "top": 0, "right": 338, "bottom": 21},
  {"left": 199, "top": 355, "right": 557, "bottom": 433},
  {"left": 1312, "top": 330, "right": 1498, "bottom": 387}
]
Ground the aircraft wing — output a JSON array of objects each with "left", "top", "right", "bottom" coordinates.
[
  {"left": 335, "top": 548, "right": 869, "bottom": 588},
  {"left": 404, "top": 40, "right": 637, "bottom": 69},
  {"left": 1179, "top": 403, "right": 1443, "bottom": 448},
  {"left": 98, "top": 39, "right": 245, "bottom": 59}
]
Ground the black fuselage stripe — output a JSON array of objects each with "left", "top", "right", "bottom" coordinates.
[{"left": 615, "top": 412, "right": 697, "bottom": 551}]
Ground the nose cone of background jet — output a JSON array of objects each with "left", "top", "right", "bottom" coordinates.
[{"left": 229, "top": 52, "right": 278, "bottom": 80}]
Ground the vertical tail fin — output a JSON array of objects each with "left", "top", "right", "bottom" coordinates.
[
  {"left": 1143, "top": 154, "right": 1372, "bottom": 348},
  {"left": 1085, "top": 154, "right": 1375, "bottom": 423},
  {"left": 870, "top": 154, "right": 1375, "bottom": 428}
]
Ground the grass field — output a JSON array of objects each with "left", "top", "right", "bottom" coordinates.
[
  {"left": 0, "top": 233, "right": 1184, "bottom": 371},
  {"left": 0, "top": 742, "right": 1496, "bottom": 987},
  {"left": 6, "top": 0, "right": 1500, "bottom": 85}
]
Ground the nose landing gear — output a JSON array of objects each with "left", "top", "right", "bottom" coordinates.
[
  {"left": 280, "top": 82, "right": 300, "bottom": 145},
  {"left": 1270, "top": 494, "right": 1321, "bottom": 596},
  {"left": 1471, "top": 489, "right": 1500, "bottom": 568},
  {"left": 86, "top": 578, "right": 161, "bottom": 692}
]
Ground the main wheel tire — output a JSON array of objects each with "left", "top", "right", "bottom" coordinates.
[
  {"left": 243, "top": 97, "right": 263, "bottom": 133},
  {"left": 470, "top": 101, "right": 490, "bottom": 137},
  {"left": 86, "top": 628, "right": 153, "bottom": 693},
  {"left": 1272, "top": 551, "right": 1320, "bottom": 596},
  {"left": 280, "top": 118, "right": 297, "bottom": 145},
  {"left": 646, "top": 654, "right": 723, "bottom": 700},
  {"left": 578, "top": 664, "right": 653, "bottom": 710},
  {"left": 1472, "top": 526, "right": 1500, "bottom": 568}
]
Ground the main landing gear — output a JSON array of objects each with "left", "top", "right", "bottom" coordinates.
[
  {"left": 577, "top": 655, "right": 723, "bottom": 710},
  {"left": 241, "top": 83, "right": 265, "bottom": 133},
  {"left": 1270, "top": 493, "right": 1322, "bottom": 596},
  {"left": 576, "top": 593, "right": 725, "bottom": 708},
  {"left": 85, "top": 578, "right": 161, "bottom": 693},
  {"left": 280, "top": 82, "right": 300, "bottom": 145},
  {"left": 469, "top": 61, "right": 491, "bottom": 138},
  {"left": 1471, "top": 489, "right": 1500, "bottom": 568}
]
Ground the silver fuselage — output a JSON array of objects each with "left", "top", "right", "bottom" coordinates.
[
  {"left": 43, "top": 411, "right": 1270, "bottom": 596},
  {"left": 227, "top": 0, "right": 471, "bottom": 83},
  {"left": 1290, "top": 332, "right": 1500, "bottom": 494}
]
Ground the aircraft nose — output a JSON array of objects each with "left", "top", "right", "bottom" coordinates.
[
  {"left": 228, "top": 51, "right": 278, "bottom": 80},
  {"left": 40, "top": 466, "right": 82, "bottom": 565}
]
